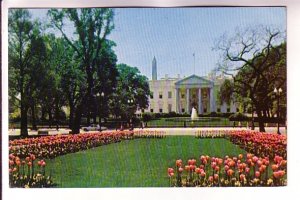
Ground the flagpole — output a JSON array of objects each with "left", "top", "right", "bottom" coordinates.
[{"left": 193, "top": 53, "right": 195, "bottom": 74}]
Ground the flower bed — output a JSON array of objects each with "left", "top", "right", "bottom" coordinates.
[
  {"left": 9, "top": 131, "right": 132, "bottom": 159},
  {"left": 168, "top": 153, "right": 287, "bottom": 187},
  {"left": 227, "top": 130, "right": 287, "bottom": 159},
  {"left": 195, "top": 130, "right": 230, "bottom": 138},
  {"left": 133, "top": 130, "right": 166, "bottom": 139},
  {"left": 9, "top": 153, "right": 54, "bottom": 188}
]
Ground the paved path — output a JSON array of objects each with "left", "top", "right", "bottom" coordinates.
[{"left": 9, "top": 126, "right": 287, "bottom": 137}]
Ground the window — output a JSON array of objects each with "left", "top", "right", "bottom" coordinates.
[
  {"left": 204, "top": 108, "right": 207, "bottom": 113},
  {"left": 159, "top": 108, "right": 163, "bottom": 113},
  {"left": 236, "top": 108, "right": 239, "bottom": 112},
  {"left": 181, "top": 108, "right": 185, "bottom": 113},
  {"left": 142, "top": 109, "right": 145, "bottom": 113},
  {"left": 168, "top": 104, "right": 172, "bottom": 113},
  {"left": 217, "top": 108, "right": 221, "bottom": 112},
  {"left": 150, "top": 109, "right": 154, "bottom": 113},
  {"left": 181, "top": 94, "right": 185, "bottom": 99},
  {"left": 227, "top": 108, "right": 230, "bottom": 113},
  {"left": 159, "top": 92, "right": 163, "bottom": 99},
  {"left": 168, "top": 91, "right": 172, "bottom": 98}
]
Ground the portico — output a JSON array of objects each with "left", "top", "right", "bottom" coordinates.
[{"left": 174, "top": 74, "right": 215, "bottom": 114}]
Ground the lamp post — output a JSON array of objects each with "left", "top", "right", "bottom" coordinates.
[
  {"left": 97, "top": 92, "right": 105, "bottom": 131},
  {"left": 128, "top": 99, "right": 134, "bottom": 130},
  {"left": 274, "top": 87, "right": 282, "bottom": 134}
]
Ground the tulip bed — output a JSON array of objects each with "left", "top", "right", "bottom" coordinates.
[
  {"left": 226, "top": 130, "right": 287, "bottom": 159},
  {"left": 8, "top": 130, "right": 168, "bottom": 187},
  {"left": 168, "top": 154, "right": 287, "bottom": 187},
  {"left": 133, "top": 130, "right": 166, "bottom": 139},
  {"left": 9, "top": 131, "right": 134, "bottom": 159},
  {"left": 195, "top": 130, "right": 231, "bottom": 138},
  {"left": 9, "top": 153, "right": 54, "bottom": 188}
]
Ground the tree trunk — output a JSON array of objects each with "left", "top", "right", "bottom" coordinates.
[
  {"left": 41, "top": 106, "right": 46, "bottom": 121},
  {"left": 31, "top": 103, "right": 37, "bottom": 130},
  {"left": 71, "top": 104, "right": 83, "bottom": 134},
  {"left": 20, "top": 102, "right": 29, "bottom": 137},
  {"left": 48, "top": 108, "right": 53, "bottom": 128},
  {"left": 69, "top": 103, "right": 74, "bottom": 129},
  {"left": 55, "top": 99, "right": 59, "bottom": 131},
  {"left": 256, "top": 108, "right": 265, "bottom": 132}
]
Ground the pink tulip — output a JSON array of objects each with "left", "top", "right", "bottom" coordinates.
[
  {"left": 240, "top": 174, "right": 246, "bottom": 181},
  {"left": 178, "top": 167, "right": 183, "bottom": 173},
  {"left": 245, "top": 167, "right": 250, "bottom": 174},
  {"left": 255, "top": 171, "right": 260, "bottom": 178},
  {"left": 214, "top": 174, "right": 219, "bottom": 180}
]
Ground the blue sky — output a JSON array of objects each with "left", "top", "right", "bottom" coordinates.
[{"left": 30, "top": 7, "right": 286, "bottom": 79}]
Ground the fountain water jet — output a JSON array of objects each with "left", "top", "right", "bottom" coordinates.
[{"left": 191, "top": 107, "right": 198, "bottom": 121}]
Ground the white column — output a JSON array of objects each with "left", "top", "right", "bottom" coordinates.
[
  {"left": 186, "top": 88, "right": 190, "bottom": 113},
  {"left": 175, "top": 88, "right": 180, "bottom": 113},
  {"left": 198, "top": 88, "right": 202, "bottom": 114},
  {"left": 210, "top": 87, "right": 215, "bottom": 112}
]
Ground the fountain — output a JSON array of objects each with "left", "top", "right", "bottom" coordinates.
[{"left": 191, "top": 107, "right": 198, "bottom": 121}]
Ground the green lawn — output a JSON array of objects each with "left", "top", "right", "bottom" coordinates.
[
  {"left": 146, "top": 117, "right": 244, "bottom": 127},
  {"left": 46, "top": 136, "right": 246, "bottom": 187}
]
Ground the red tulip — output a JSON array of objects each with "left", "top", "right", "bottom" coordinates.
[
  {"left": 257, "top": 160, "right": 263, "bottom": 167},
  {"left": 195, "top": 168, "right": 201, "bottom": 174},
  {"left": 218, "top": 159, "right": 223, "bottom": 166},
  {"left": 280, "top": 160, "right": 287, "bottom": 167},
  {"left": 229, "top": 160, "right": 235, "bottom": 168},
  {"left": 200, "top": 171, "right": 206, "bottom": 177},
  {"left": 189, "top": 165, "right": 195, "bottom": 171},
  {"left": 252, "top": 156, "right": 259, "bottom": 163},
  {"left": 214, "top": 174, "right": 219, "bottom": 180},
  {"left": 168, "top": 172, "right": 174, "bottom": 177},
  {"left": 208, "top": 176, "right": 214, "bottom": 182},
  {"left": 227, "top": 169, "right": 234, "bottom": 177},
  {"left": 185, "top": 165, "right": 190, "bottom": 171},
  {"left": 272, "top": 164, "right": 279, "bottom": 171},
  {"left": 238, "top": 154, "right": 243, "bottom": 160},
  {"left": 168, "top": 168, "right": 174, "bottom": 174},
  {"left": 211, "top": 162, "right": 217, "bottom": 169},
  {"left": 240, "top": 174, "right": 245, "bottom": 181},
  {"left": 255, "top": 171, "right": 260, "bottom": 178},
  {"left": 224, "top": 165, "right": 229, "bottom": 171},
  {"left": 247, "top": 153, "right": 253, "bottom": 159},
  {"left": 176, "top": 159, "right": 182, "bottom": 167}
]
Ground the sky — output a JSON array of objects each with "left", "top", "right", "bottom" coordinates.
[{"left": 29, "top": 7, "right": 286, "bottom": 79}]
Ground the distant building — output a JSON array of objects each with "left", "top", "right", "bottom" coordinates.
[{"left": 138, "top": 57, "right": 238, "bottom": 115}]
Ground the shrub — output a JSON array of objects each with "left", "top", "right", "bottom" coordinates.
[{"left": 229, "top": 113, "right": 249, "bottom": 121}]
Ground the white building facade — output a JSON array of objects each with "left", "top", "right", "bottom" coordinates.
[{"left": 143, "top": 57, "right": 238, "bottom": 114}]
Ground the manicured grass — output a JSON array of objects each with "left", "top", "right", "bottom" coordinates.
[
  {"left": 146, "top": 117, "right": 248, "bottom": 127},
  {"left": 46, "top": 136, "right": 246, "bottom": 187}
]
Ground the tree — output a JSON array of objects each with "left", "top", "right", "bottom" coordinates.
[
  {"left": 109, "top": 64, "right": 150, "bottom": 120},
  {"left": 219, "top": 79, "right": 234, "bottom": 105},
  {"left": 216, "top": 26, "right": 286, "bottom": 132},
  {"left": 48, "top": 8, "right": 115, "bottom": 133},
  {"left": 8, "top": 9, "right": 38, "bottom": 137}
]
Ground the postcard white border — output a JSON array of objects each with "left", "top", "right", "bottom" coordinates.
[{"left": 2, "top": 0, "right": 300, "bottom": 200}]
